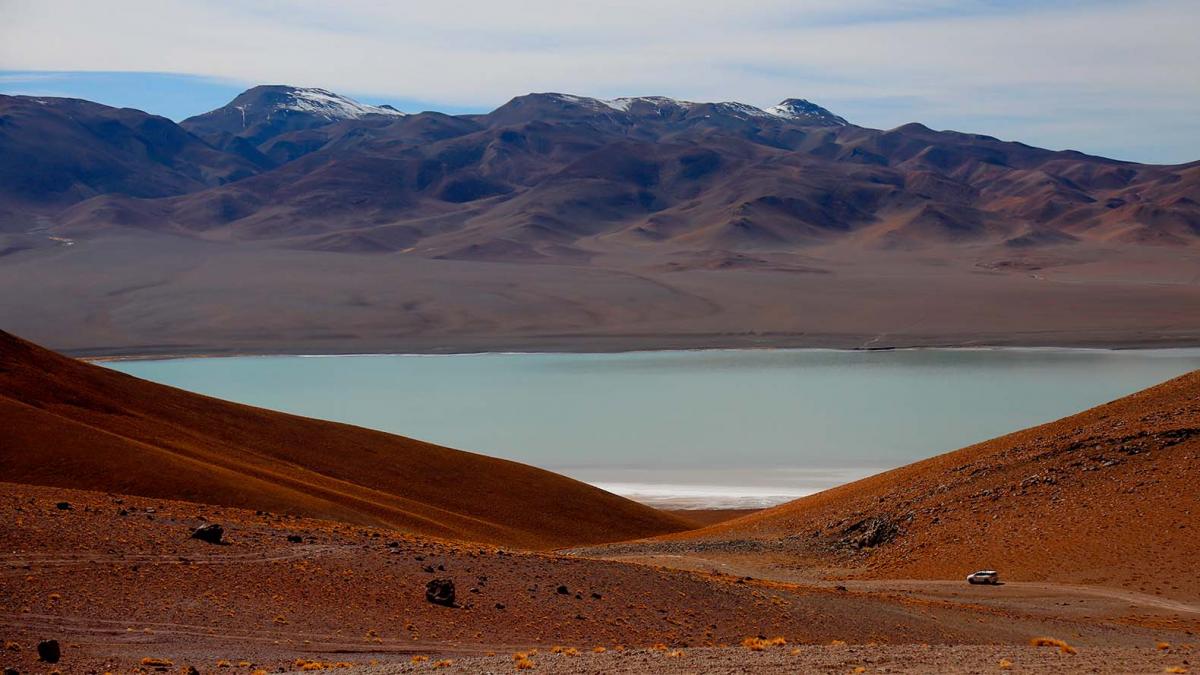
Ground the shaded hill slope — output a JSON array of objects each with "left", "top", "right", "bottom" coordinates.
[
  {"left": 665, "top": 371, "right": 1200, "bottom": 600},
  {"left": 0, "top": 331, "right": 689, "bottom": 548}
]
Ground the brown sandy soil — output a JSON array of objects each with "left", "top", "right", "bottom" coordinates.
[
  {"left": 2, "top": 483, "right": 1193, "bottom": 675},
  {"left": 581, "top": 370, "right": 1200, "bottom": 603},
  {"left": 0, "top": 330, "right": 688, "bottom": 549},
  {"left": 354, "top": 644, "right": 1197, "bottom": 674},
  {"left": 1, "top": 234, "right": 1199, "bottom": 358}
]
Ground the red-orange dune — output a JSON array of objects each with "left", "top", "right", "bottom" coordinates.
[
  {"left": 0, "top": 330, "right": 689, "bottom": 549},
  {"left": 672, "top": 370, "right": 1200, "bottom": 600}
]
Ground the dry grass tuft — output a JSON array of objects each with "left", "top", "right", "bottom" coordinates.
[
  {"left": 1157, "top": 642, "right": 1172, "bottom": 651},
  {"left": 432, "top": 659, "right": 453, "bottom": 668},
  {"left": 999, "top": 658, "right": 1013, "bottom": 669},
  {"left": 411, "top": 655, "right": 430, "bottom": 663},
  {"left": 139, "top": 657, "right": 173, "bottom": 667},
  {"left": 830, "top": 639, "right": 848, "bottom": 647},
  {"left": 667, "top": 650, "right": 685, "bottom": 658},
  {"left": 742, "top": 637, "right": 768, "bottom": 651},
  {"left": 514, "top": 655, "right": 536, "bottom": 670},
  {"left": 1163, "top": 667, "right": 1187, "bottom": 674},
  {"left": 1030, "top": 637, "right": 1077, "bottom": 655}
]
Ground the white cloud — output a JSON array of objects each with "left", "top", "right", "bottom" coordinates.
[{"left": 2, "top": 0, "right": 1197, "bottom": 162}]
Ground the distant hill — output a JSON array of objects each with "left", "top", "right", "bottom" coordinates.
[
  {"left": 665, "top": 370, "right": 1200, "bottom": 601},
  {"left": 0, "top": 330, "right": 690, "bottom": 549}
]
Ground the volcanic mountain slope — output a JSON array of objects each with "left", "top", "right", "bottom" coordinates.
[
  {"left": 0, "top": 330, "right": 689, "bottom": 548},
  {"left": 179, "top": 85, "right": 407, "bottom": 166},
  {"left": 645, "top": 370, "right": 1200, "bottom": 601},
  {"left": 0, "top": 95, "right": 260, "bottom": 230}
]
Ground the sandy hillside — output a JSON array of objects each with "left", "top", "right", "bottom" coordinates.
[
  {"left": 602, "top": 370, "right": 1200, "bottom": 601},
  {"left": 0, "top": 330, "right": 689, "bottom": 549}
]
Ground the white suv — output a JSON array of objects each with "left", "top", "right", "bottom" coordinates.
[{"left": 966, "top": 570, "right": 1000, "bottom": 585}]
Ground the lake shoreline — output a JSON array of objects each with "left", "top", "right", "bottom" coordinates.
[{"left": 76, "top": 336, "right": 1200, "bottom": 363}]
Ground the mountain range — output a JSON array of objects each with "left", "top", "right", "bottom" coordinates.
[
  {"left": 3, "top": 85, "right": 1196, "bottom": 255},
  {"left": 2, "top": 85, "right": 1199, "bottom": 355}
]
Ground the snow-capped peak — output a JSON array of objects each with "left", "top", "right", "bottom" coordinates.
[
  {"left": 274, "top": 87, "right": 406, "bottom": 120},
  {"left": 533, "top": 93, "right": 846, "bottom": 125},
  {"left": 764, "top": 99, "right": 848, "bottom": 126}
]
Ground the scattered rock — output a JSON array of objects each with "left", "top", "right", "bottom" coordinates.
[
  {"left": 190, "top": 523, "right": 224, "bottom": 544},
  {"left": 36, "top": 639, "right": 60, "bottom": 663},
  {"left": 841, "top": 516, "right": 899, "bottom": 549},
  {"left": 286, "top": 535, "right": 303, "bottom": 543},
  {"left": 556, "top": 585, "right": 569, "bottom": 595},
  {"left": 55, "top": 502, "right": 70, "bottom": 511},
  {"left": 425, "top": 579, "right": 456, "bottom": 607}
]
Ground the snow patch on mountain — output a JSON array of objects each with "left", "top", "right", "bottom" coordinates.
[
  {"left": 276, "top": 88, "right": 406, "bottom": 120},
  {"left": 543, "top": 93, "right": 846, "bottom": 125},
  {"left": 765, "top": 99, "right": 848, "bottom": 126}
]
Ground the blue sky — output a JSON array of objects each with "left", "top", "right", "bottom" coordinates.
[{"left": 2, "top": 0, "right": 1197, "bottom": 164}]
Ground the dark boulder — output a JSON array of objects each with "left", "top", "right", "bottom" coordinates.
[
  {"left": 55, "top": 502, "right": 71, "bottom": 511},
  {"left": 425, "top": 578, "right": 456, "bottom": 607},
  {"left": 190, "top": 523, "right": 224, "bottom": 544},
  {"left": 841, "top": 516, "right": 899, "bottom": 549},
  {"left": 36, "top": 639, "right": 60, "bottom": 663},
  {"left": 286, "top": 535, "right": 302, "bottom": 543}
]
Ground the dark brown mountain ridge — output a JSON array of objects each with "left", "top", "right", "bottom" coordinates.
[{"left": 2, "top": 86, "right": 1196, "bottom": 254}]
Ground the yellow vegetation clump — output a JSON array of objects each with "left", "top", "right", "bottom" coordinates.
[
  {"left": 1157, "top": 642, "right": 1172, "bottom": 651},
  {"left": 411, "top": 655, "right": 430, "bottom": 663},
  {"left": 999, "top": 658, "right": 1013, "bottom": 669},
  {"left": 1029, "top": 637, "right": 1077, "bottom": 655},
  {"left": 742, "top": 637, "right": 767, "bottom": 651},
  {"left": 139, "top": 657, "right": 173, "bottom": 667},
  {"left": 432, "top": 659, "right": 453, "bottom": 668},
  {"left": 667, "top": 650, "right": 685, "bottom": 658},
  {"left": 592, "top": 646, "right": 606, "bottom": 653}
]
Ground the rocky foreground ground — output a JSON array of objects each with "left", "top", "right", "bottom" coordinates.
[{"left": 3, "top": 483, "right": 1196, "bottom": 674}]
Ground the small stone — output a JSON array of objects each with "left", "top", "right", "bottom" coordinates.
[
  {"left": 190, "top": 523, "right": 224, "bottom": 544},
  {"left": 37, "top": 639, "right": 60, "bottom": 663},
  {"left": 425, "top": 579, "right": 456, "bottom": 607},
  {"left": 556, "top": 585, "right": 569, "bottom": 595},
  {"left": 55, "top": 502, "right": 70, "bottom": 511}
]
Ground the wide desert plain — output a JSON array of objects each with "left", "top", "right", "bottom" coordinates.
[{"left": 2, "top": 330, "right": 1200, "bottom": 673}]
